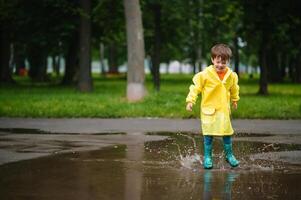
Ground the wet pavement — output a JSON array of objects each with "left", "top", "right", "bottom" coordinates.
[{"left": 0, "top": 119, "right": 301, "bottom": 199}]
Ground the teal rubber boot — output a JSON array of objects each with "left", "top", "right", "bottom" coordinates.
[
  {"left": 203, "top": 144, "right": 213, "bottom": 169},
  {"left": 223, "top": 143, "right": 239, "bottom": 167}
]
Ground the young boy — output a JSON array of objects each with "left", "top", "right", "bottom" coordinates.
[{"left": 186, "top": 43, "right": 240, "bottom": 169}]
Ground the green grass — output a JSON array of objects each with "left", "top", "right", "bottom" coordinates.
[{"left": 0, "top": 74, "right": 300, "bottom": 119}]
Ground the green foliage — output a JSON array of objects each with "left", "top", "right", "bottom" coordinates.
[
  {"left": 0, "top": 74, "right": 300, "bottom": 119},
  {"left": 10, "top": 0, "right": 78, "bottom": 52},
  {"left": 92, "top": 0, "right": 126, "bottom": 65},
  {"left": 1, "top": 0, "right": 300, "bottom": 84},
  {"left": 142, "top": 0, "right": 189, "bottom": 61}
]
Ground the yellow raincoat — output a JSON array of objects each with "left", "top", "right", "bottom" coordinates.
[{"left": 186, "top": 65, "right": 240, "bottom": 136}]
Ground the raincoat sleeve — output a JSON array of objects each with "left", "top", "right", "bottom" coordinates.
[
  {"left": 186, "top": 72, "right": 204, "bottom": 104},
  {"left": 230, "top": 72, "right": 240, "bottom": 102}
]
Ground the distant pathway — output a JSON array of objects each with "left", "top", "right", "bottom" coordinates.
[{"left": 0, "top": 118, "right": 300, "bottom": 135}]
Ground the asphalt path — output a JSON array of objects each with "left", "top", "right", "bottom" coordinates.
[{"left": 0, "top": 118, "right": 300, "bottom": 135}]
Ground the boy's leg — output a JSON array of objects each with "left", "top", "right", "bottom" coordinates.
[
  {"left": 203, "top": 136, "right": 213, "bottom": 169},
  {"left": 223, "top": 136, "right": 239, "bottom": 167}
]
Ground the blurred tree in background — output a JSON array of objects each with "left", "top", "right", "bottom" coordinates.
[{"left": 124, "top": 0, "right": 146, "bottom": 101}]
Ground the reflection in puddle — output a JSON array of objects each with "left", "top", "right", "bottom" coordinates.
[
  {"left": 0, "top": 132, "right": 301, "bottom": 200},
  {"left": 203, "top": 171, "right": 239, "bottom": 200}
]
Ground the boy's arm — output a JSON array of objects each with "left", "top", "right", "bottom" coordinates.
[
  {"left": 186, "top": 73, "right": 204, "bottom": 108},
  {"left": 230, "top": 72, "right": 240, "bottom": 102}
]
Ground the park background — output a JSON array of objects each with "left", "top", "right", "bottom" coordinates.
[{"left": 0, "top": 0, "right": 300, "bottom": 119}]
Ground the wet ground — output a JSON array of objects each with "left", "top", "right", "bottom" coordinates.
[{"left": 0, "top": 129, "right": 301, "bottom": 200}]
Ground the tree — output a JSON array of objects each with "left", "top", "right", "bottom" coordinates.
[
  {"left": 62, "top": 27, "right": 79, "bottom": 85},
  {"left": 59, "top": 0, "right": 81, "bottom": 85},
  {"left": 148, "top": 2, "right": 162, "bottom": 91},
  {"left": 92, "top": 0, "right": 126, "bottom": 75},
  {"left": 241, "top": 0, "right": 271, "bottom": 95},
  {"left": 143, "top": 0, "right": 189, "bottom": 90},
  {"left": 185, "top": 0, "right": 203, "bottom": 74},
  {"left": 0, "top": 0, "right": 16, "bottom": 84},
  {"left": 0, "top": 26, "right": 13, "bottom": 84},
  {"left": 2, "top": 0, "right": 81, "bottom": 83},
  {"left": 77, "top": 0, "right": 93, "bottom": 92},
  {"left": 124, "top": 0, "right": 146, "bottom": 101}
]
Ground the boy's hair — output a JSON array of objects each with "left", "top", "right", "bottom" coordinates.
[{"left": 211, "top": 43, "right": 232, "bottom": 61}]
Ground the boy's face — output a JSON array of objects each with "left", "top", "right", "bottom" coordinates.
[{"left": 211, "top": 56, "right": 228, "bottom": 73}]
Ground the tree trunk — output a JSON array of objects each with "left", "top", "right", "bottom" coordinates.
[
  {"left": 179, "top": 62, "right": 183, "bottom": 74},
  {"left": 233, "top": 36, "right": 239, "bottom": 76},
  {"left": 166, "top": 61, "right": 170, "bottom": 74},
  {"left": 295, "top": 51, "right": 301, "bottom": 83},
  {"left": 77, "top": 0, "right": 93, "bottom": 92},
  {"left": 288, "top": 56, "right": 294, "bottom": 82},
  {"left": 14, "top": 45, "right": 26, "bottom": 76},
  {"left": 52, "top": 56, "right": 60, "bottom": 77},
  {"left": 258, "top": 46, "right": 268, "bottom": 95},
  {"left": 192, "top": 58, "right": 196, "bottom": 74},
  {"left": 0, "top": 27, "right": 13, "bottom": 83},
  {"left": 124, "top": 0, "right": 146, "bottom": 101},
  {"left": 197, "top": 47, "right": 202, "bottom": 72},
  {"left": 268, "top": 48, "right": 282, "bottom": 82},
  {"left": 62, "top": 29, "right": 79, "bottom": 85},
  {"left": 99, "top": 43, "right": 106, "bottom": 75},
  {"left": 108, "top": 43, "right": 119, "bottom": 74},
  {"left": 280, "top": 53, "right": 286, "bottom": 81},
  {"left": 151, "top": 3, "right": 161, "bottom": 91},
  {"left": 28, "top": 45, "right": 48, "bottom": 82},
  {"left": 192, "top": 61, "right": 197, "bottom": 74}
]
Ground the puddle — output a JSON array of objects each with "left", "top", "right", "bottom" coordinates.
[
  {"left": 0, "top": 128, "right": 126, "bottom": 135},
  {"left": 0, "top": 132, "right": 301, "bottom": 199}
]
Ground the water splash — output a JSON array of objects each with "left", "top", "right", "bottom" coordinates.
[
  {"left": 173, "top": 133, "right": 202, "bottom": 169},
  {"left": 180, "top": 155, "right": 202, "bottom": 169},
  {"left": 173, "top": 143, "right": 183, "bottom": 160},
  {"left": 178, "top": 133, "right": 198, "bottom": 152},
  {"left": 178, "top": 133, "right": 201, "bottom": 160}
]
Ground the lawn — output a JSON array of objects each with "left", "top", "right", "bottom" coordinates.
[{"left": 0, "top": 74, "right": 300, "bottom": 119}]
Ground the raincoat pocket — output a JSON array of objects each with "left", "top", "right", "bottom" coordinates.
[{"left": 201, "top": 107, "right": 216, "bottom": 124}]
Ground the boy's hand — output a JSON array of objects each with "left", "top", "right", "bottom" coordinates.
[
  {"left": 232, "top": 101, "right": 238, "bottom": 110},
  {"left": 186, "top": 102, "right": 193, "bottom": 111}
]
